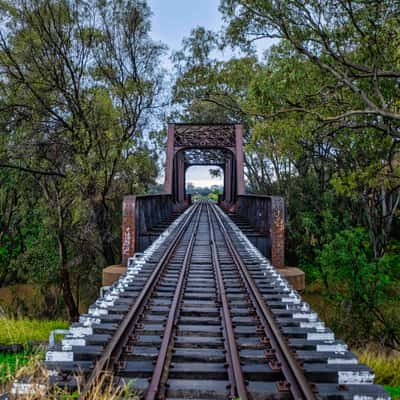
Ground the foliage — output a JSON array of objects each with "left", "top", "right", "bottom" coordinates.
[
  {"left": 0, "top": 0, "right": 164, "bottom": 320},
  {"left": 220, "top": 0, "right": 400, "bottom": 135},
  {"left": 385, "top": 386, "right": 400, "bottom": 400},
  {"left": 208, "top": 188, "right": 221, "bottom": 202},
  {"left": 10, "top": 231, "right": 59, "bottom": 286},
  {"left": 317, "top": 229, "right": 400, "bottom": 348}
]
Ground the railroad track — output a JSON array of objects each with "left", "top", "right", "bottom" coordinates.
[{"left": 42, "top": 201, "right": 389, "bottom": 400}]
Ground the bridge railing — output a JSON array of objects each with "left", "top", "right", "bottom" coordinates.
[
  {"left": 121, "top": 194, "right": 174, "bottom": 265},
  {"left": 236, "top": 194, "right": 285, "bottom": 268}
]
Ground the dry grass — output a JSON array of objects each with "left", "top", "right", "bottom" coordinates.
[
  {"left": 357, "top": 347, "right": 400, "bottom": 386},
  {"left": 2, "top": 354, "right": 139, "bottom": 399}
]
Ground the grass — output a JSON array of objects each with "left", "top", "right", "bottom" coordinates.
[
  {"left": 0, "top": 352, "right": 30, "bottom": 384},
  {"left": 0, "top": 317, "right": 68, "bottom": 391},
  {"left": 385, "top": 385, "right": 400, "bottom": 399},
  {"left": 356, "top": 348, "right": 400, "bottom": 399},
  {"left": 0, "top": 317, "right": 68, "bottom": 345},
  {"left": 357, "top": 348, "right": 400, "bottom": 386},
  {"left": 0, "top": 317, "right": 138, "bottom": 398},
  {"left": 1, "top": 353, "right": 137, "bottom": 399}
]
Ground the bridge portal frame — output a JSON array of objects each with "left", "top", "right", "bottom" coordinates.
[
  {"left": 163, "top": 123, "right": 245, "bottom": 208},
  {"left": 116, "top": 123, "right": 297, "bottom": 284}
]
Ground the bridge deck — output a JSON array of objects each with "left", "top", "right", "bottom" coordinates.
[{"left": 43, "top": 201, "right": 388, "bottom": 400}]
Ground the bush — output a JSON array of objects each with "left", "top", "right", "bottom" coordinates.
[{"left": 317, "top": 228, "right": 400, "bottom": 348}]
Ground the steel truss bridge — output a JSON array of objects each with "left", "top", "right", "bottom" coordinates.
[{"left": 37, "top": 125, "right": 387, "bottom": 400}]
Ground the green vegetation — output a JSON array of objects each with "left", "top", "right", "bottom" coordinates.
[
  {"left": 0, "top": 0, "right": 163, "bottom": 321},
  {"left": 0, "top": 318, "right": 68, "bottom": 345},
  {"left": 0, "top": 352, "right": 30, "bottom": 384},
  {"left": 358, "top": 349, "right": 400, "bottom": 387},
  {"left": 0, "top": 351, "right": 134, "bottom": 399},
  {"left": 357, "top": 349, "right": 400, "bottom": 398},
  {"left": 0, "top": 0, "right": 398, "bottom": 367},
  {"left": 385, "top": 386, "right": 400, "bottom": 400},
  {"left": 172, "top": 0, "right": 400, "bottom": 350},
  {"left": 186, "top": 182, "right": 223, "bottom": 202}
]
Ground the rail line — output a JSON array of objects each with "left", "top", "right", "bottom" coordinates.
[{"left": 43, "top": 201, "right": 389, "bottom": 400}]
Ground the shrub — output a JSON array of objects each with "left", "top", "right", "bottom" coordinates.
[{"left": 317, "top": 228, "right": 400, "bottom": 348}]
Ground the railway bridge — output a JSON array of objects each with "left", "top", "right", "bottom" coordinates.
[
  {"left": 107, "top": 124, "right": 300, "bottom": 288},
  {"left": 40, "top": 124, "right": 388, "bottom": 400}
]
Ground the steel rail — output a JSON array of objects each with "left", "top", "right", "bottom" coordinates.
[
  {"left": 79, "top": 202, "right": 202, "bottom": 399},
  {"left": 206, "top": 203, "right": 249, "bottom": 400},
  {"left": 209, "top": 202, "right": 316, "bottom": 400},
  {"left": 145, "top": 202, "right": 203, "bottom": 400}
]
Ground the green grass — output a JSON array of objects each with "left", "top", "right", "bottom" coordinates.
[
  {"left": 385, "top": 386, "right": 400, "bottom": 399},
  {"left": 0, "top": 318, "right": 68, "bottom": 345},
  {"left": 0, "top": 352, "right": 30, "bottom": 384}
]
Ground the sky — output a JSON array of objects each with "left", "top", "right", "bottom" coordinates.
[
  {"left": 146, "top": 0, "right": 272, "bottom": 188},
  {"left": 147, "top": 0, "right": 227, "bottom": 187},
  {"left": 186, "top": 166, "right": 223, "bottom": 188},
  {"left": 147, "top": 0, "right": 222, "bottom": 54}
]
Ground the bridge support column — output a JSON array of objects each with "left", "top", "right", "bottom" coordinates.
[
  {"left": 270, "top": 197, "right": 285, "bottom": 269},
  {"left": 270, "top": 197, "right": 305, "bottom": 290},
  {"left": 235, "top": 124, "right": 245, "bottom": 196},
  {"left": 223, "top": 158, "right": 232, "bottom": 205},
  {"left": 121, "top": 195, "right": 136, "bottom": 266},
  {"left": 102, "top": 196, "right": 134, "bottom": 286}
]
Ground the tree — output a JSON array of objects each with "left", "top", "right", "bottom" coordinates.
[
  {"left": 169, "top": 2, "right": 400, "bottom": 348},
  {"left": 220, "top": 0, "right": 400, "bottom": 138},
  {"left": 0, "top": 0, "right": 164, "bottom": 320}
]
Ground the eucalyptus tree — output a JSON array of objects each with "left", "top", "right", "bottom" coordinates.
[
  {"left": 219, "top": 0, "right": 400, "bottom": 257},
  {"left": 0, "top": 0, "right": 164, "bottom": 320},
  {"left": 220, "top": 0, "right": 400, "bottom": 136}
]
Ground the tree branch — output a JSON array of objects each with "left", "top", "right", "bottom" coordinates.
[{"left": 0, "top": 163, "right": 66, "bottom": 177}]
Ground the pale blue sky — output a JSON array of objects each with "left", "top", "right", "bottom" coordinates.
[
  {"left": 148, "top": 0, "right": 229, "bottom": 187},
  {"left": 147, "top": 0, "right": 226, "bottom": 187},
  {"left": 147, "top": 0, "right": 273, "bottom": 187},
  {"left": 148, "top": 0, "right": 222, "bottom": 53}
]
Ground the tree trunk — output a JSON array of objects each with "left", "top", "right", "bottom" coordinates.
[
  {"left": 91, "top": 197, "right": 116, "bottom": 265},
  {"left": 58, "top": 234, "right": 79, "bottom": 322}
]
